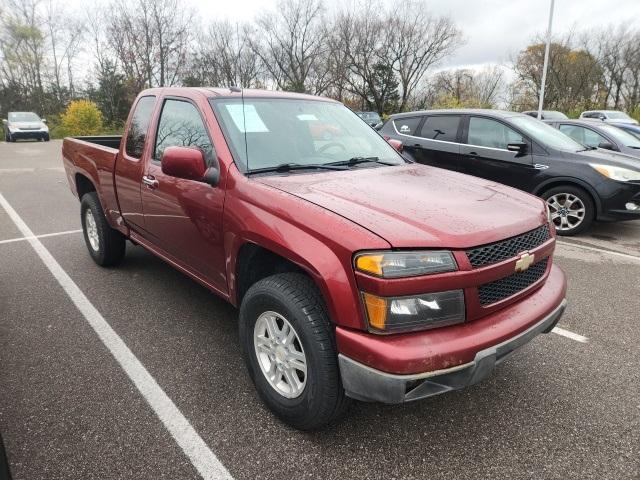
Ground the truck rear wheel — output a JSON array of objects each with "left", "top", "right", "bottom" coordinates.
[
  {"left": 80, "top": 192, "right": 126, "bottom": 266},
  {"left": 239, "top": 273, "right": 350, "bottom": 430}
]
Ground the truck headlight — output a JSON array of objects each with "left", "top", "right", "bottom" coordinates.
[
  {"left": 362, "top": 290, "right": 465, "bottom": 333},
  {"left": 355, "top": 251, "right": 457, "bottom": 278},
  {"left": 590, "top": 164, "right": 640, "bottom": 182}
]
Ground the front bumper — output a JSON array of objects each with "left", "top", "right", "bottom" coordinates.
[
  {"left": 8, "top": 130, "right": 48, "bottom": 139},
  {"left": 339, "top": 298, "right": 566, "bottom": 403}
]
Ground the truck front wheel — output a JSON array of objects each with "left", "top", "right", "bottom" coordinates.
[
  {"left": 80, "top": 192, "right": 126, "bottom": 266},
  {"left": 239, "top": 273, "right": 350, "bottom": 430}
]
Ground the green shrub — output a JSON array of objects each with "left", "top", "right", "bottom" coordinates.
[{"left": 60, "top": 100, "right": 104, "bottom": 136}]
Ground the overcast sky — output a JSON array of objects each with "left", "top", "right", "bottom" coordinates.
[{"left": 190, "top": 0, "right": 640, "bottom": 70}]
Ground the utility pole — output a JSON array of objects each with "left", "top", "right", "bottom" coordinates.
[{"left": 537, "top": 0, "right": 555, "bottom": 120}]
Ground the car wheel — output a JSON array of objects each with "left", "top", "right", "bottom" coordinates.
[
  {"left": 542, "top": 185, "right": 594, "bottom": 236},
  {"left": 80, "top": 192, "right": 126, "bottom": 266},
  {"left": 239, "top": 272, "right": 350, "bottom": 430},
  {"left": 44, "top": 134, "right": 50, "bottom": 142}
]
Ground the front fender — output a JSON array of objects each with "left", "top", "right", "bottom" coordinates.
[{"left": 224, "top": 189, "right": 389, "bottom": 330}]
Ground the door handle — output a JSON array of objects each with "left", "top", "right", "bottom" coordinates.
[
  {"left": 142, "top": 175, "right": 158, "bottom": 189},
  {"left": 468, "top": 151, "right": 478, "bottom": 156}
]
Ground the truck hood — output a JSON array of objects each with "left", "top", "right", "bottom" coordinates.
[{"left": 257, "top": 164, "right": 546, "bottom": 249}]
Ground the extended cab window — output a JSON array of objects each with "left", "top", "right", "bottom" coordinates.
[
  {"left": 419, "top": 116, "right": 460, "bottom": 142},
  {"left": 125, "top": 96, "right": 156, "bottom": 158},
  {"left": 154, "top": 99, "right": 215, "bottom": 166},
  {"left": 468, "top": 117, "right": 523, "bottom": 150},
  {"left": 393, "top": 117, "right": 421, "bottom": 135},
  {"left": 559, "top": 124, "right": 605, "bottom": 148}
]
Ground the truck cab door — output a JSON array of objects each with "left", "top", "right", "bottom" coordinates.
[
  {"left": 114, "top": 95, "right": 157, "bottom": 229},
  {"left": 139, "top": 97, "right": 228, "bottom": 295}
]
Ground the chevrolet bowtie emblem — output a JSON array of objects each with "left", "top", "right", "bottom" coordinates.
[{"left": 515, "top": 252, "right": 535, "bottom": 272}]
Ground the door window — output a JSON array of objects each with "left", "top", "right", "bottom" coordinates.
[
  {"left": 419, "top": 116, "right": 460, "bottom": 142},
  {"left": 393, "top": 117, "right": 421, "bottom": 136},
  {"left": 125, "top": 96, "right": 156, "bottom": 158},
  {"left": 154, "top": 99, "right": 215, "bottom": 167},
  {"left": 559, "top": 125, "right": 606, "bottom": 148},
  {"left": 467, "top": 117, "right": 524, "bottom": 150}
]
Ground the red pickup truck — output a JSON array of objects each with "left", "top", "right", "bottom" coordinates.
[{"left": 62, "top": 88, "right": 567, "bottom": 429}]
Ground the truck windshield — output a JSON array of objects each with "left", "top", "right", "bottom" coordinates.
[
  {"left": 9, "top": 112, "right": 40, "bottom": 122},
  {"left": 211, "top": 98, "right": 403, "bottom": 173},
  {"left": 510, "top": 115, "right": 585, "bottom": 152}
]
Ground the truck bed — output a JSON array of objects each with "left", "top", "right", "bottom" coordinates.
[
  {"left": 71, "top": 135, "right": 122, "bottom": 150},
  {"left": 62, "top": 135, "right": 122, "bottom": 230}
]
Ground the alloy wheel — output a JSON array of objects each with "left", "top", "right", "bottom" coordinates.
[
  {"left": 253, "top": 311, "right": 307, "bottom": 399},
  {"left": 546, "top": 193, "right": 586, "bottom": 232},
  {"left": 85, "top": 209, "right": 100, "bottom": 251}
]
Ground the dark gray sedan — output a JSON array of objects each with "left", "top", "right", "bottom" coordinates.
[{"left": 545, "top": 119, "right": 640, "bottom": 159}]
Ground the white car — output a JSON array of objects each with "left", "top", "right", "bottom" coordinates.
[
  {"left": 579, "top": 110, "right": 639, "bottom": 125},
  {"left": 3, "top": 112, "right": 50, "bottom": 142}
]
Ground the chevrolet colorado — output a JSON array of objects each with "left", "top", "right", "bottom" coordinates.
[{"left": 62, "top": 88, "right": 567, "bottom": 430}]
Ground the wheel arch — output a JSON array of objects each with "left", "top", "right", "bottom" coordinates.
[{"left": 533, "top": 177, "right": 601, "bottom": 215}]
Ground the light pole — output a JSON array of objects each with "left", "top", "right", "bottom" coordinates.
[{"left": 537, "top": 0, "right": 555, "bottom": 120}]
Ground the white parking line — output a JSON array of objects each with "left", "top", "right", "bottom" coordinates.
[
  {"left": 557, "top": 240, "right": 640, "bottom": 263},
  {"left": 551, "top": 326, "right": 589, "bottom": 343},
  {"left": 0, "top": 193, "right": 233, "bottom": 480},
  {"left": 0, "top": 229, "right": 82, "bottom": 245}
]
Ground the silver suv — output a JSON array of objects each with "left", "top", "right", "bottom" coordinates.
[{"left": 3, "top": 112, "right": 50, "bottom": 142}]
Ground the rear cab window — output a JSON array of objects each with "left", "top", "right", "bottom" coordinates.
[
  {"left": 125, "top": 96, "right": 156, "bottom": 158},
  {"left": 418, "top": 116, "right": 460, "bottom": 142}
]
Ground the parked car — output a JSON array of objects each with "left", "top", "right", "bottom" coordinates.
[
  {"left": 62, "top": 88, "right": 566, "bottom": 429},
  {"left": 522, "top": 110, "right": 568, "bottom": 120},
  {"left": 544, "top": 119, "right": 640, "bottom": 159},
  {"left": 379, "top": 109, "right": 640, "bottom": 235},
  {"left": 612, "top": 122, "right": 640, "bottom": 140},
  {"left": 2, "top": 111, "right": 49, "bottom": 142},
  {"left": 579, "top": 110, "right": 639, "bottom": 125},
  {"left": 355, "top": 111, "right": 382, "bottom": 127}
]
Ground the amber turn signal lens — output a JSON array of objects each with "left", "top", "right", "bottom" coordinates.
[
  {"left": 355, "top": 254, "right": 384, "bottom": 276},
  {"left": 362, "top": 292, "right": 388, "bottom": 330}
]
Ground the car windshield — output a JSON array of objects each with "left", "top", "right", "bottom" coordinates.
[
  {"left": 600, "top": 124, "right": 640, "bottom": 148},
  {"left": 605, "top": 111, "right": 632, "bottom": 120},
  {"left": 211, "top": 98, "right": 403, "bottom": 172},
  {"left": 8, "top": 112, "right": 40, "bottom": 122},
  {"left": 510, "top": 115, "right": 585, "bottom": 151}
]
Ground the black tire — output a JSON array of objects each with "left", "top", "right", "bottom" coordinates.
[
  {"left": 80, "top": 192, "right": 126, "bottom": 266},
  {"left": 9, "top": 133, "right": 15, "bottom": 142},
  {"left": 44, "top": 134, "right": 50, "bottom": 142},
  {"left": 239, "top": 273, "right": 350, "bottom": 430},
  {"left": 542, "top": 185, "right": 595, "bottom": 236}
]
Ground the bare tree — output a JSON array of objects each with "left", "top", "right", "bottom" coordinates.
[
  {"left": 107, "top": 0, "right": 193, "bottom": 89},
  {"left": 249, "top": 0, "right": 329, "bottom": 93},
  {"left": 388, "top": 1, "right": 462, "bottom": 111},
  {"left": 186, "top": 21, "right": 262, "bottom": 88}
]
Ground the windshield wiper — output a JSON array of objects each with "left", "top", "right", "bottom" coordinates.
[
  {"left": 577, "top": 146, "right": 598, "bottom": 152},
  {"left": 248, "top": 163, "right": 348, "bottom": 175},
  {"left": 327, "top": 156, "right": 395, "bottom": 167}
]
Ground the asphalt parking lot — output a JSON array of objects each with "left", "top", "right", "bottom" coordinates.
[{"left": 1, "top": 140, "right": 639, "bottom": 480}]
